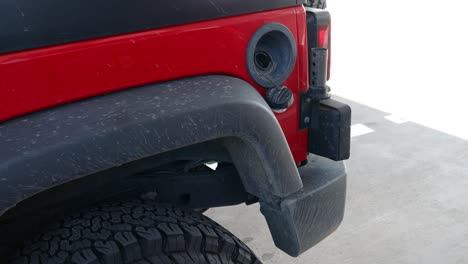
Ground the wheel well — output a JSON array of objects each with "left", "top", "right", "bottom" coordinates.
[{"left": 0, "top": 140, "right": 254, "bottom": 250}]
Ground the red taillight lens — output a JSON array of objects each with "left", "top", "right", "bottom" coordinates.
[
  {"left": 319, "top": 25, "right": 331, "bottom": 79},
  {"left": 318, "top": 26, "right": 329, "bottom": 48},
  {"left": 305, "top": 8, "right": 331, "bottom": 80}
]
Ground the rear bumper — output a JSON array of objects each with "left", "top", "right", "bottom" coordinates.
[{"left": 261, "top": 154, "right": 347, "bottom": 257}]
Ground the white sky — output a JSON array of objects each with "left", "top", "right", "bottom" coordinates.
[{"left": 328, "top": 0, "right": 468, "bottom": 140}]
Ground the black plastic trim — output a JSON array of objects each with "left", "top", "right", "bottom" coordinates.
[
  {"left": 0, "top": 75, "right": 302, "bottom": 216},
  {"left": 261, "top": 154, "right": 347, "bottom": 256},
  {"left": 308, "top": 99, "right": 351, "bottom": 161},
  {"left": 0, "top": 0, "right": 306, "bottom": 54}
]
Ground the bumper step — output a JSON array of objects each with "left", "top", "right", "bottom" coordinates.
[{"left": 260, "top": 155, "right": 347, "bottom": 256}]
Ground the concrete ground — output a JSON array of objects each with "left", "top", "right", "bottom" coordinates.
[{"left": 206, "top": 97, "right": 468, "bottom": 263}]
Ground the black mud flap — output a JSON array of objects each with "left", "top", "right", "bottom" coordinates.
[
  {"left": 302, "top": 98, "right": 351, "bottom": 161},
  {"left": 260, "top": 154, "right": 346, "bottom": 257}
]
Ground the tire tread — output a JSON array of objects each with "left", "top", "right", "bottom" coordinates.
[
  {"left": 306, "top": 0, "right": 327, "bottom": 9},
  {"left": 10, "top": 200, "right": 261, "bottom": 264}
]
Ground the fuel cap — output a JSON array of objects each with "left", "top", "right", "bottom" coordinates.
[{"left": 265, "top": 86, "right": 293, "bottom": 113}]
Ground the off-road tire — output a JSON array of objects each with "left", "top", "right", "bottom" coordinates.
[
  {"left": 9, "top": 200, "right": 261, "bottom": 264},
  {"left": 306, "top": 0, "right": 327, "bottom": 9}
]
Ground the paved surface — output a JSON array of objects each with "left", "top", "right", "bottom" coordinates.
[{"left": 207, "top": 97, "right": 468, "bottom": 264}]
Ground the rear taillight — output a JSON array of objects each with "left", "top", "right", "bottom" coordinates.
[
  {"left": 318, "top": 25, "right": 330, "bottom": 50},
  {"left": 306, "top": 8, "right": 331, "bottom": 80}
]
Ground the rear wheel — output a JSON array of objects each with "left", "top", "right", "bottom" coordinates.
[
  {"left": 10, "top": 199, "right": 261, "bottom": 264},
  {"left": 306, "top": 0, "right": 327, "bottom": 9}
]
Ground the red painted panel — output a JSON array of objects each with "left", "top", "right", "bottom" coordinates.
[{"left": 0, "top": 6, "right": 308, "bottom": 162}]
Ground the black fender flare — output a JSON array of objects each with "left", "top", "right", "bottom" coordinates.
[{"left": 0, "top": 75, "right": 303, "bottom": 216}]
